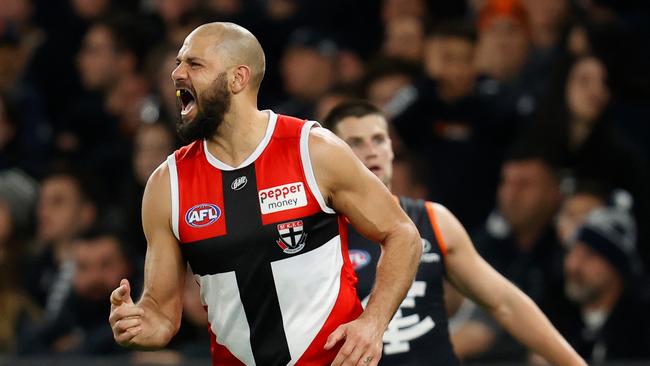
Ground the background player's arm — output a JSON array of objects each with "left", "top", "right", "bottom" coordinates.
[
  {"left": 309, "top": 127, "right": 422, "bottom": 366},
  {"left": 433, "top": 204, "right": 586, "bottom": 366},
  {"left": 109, "top": 163, "right": 186, "bottom": 350}
]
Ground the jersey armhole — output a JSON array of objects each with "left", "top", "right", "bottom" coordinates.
[
  {"left": 300, "top": 121, "right": 336, "bottom": 214},
  {"left": 425, "top": 201, "right": 448, "bottom": 258},
  {"left": 166, "top": 154, "right": 180, "bottom": 241}
]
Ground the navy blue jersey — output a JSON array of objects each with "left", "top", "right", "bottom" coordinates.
[{"left": 348, "top": 196, "right": 460, "bottom": 366}]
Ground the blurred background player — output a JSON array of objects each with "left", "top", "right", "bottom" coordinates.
[{"left": 323, "top": 99, "right": 585, "bottom": 366}]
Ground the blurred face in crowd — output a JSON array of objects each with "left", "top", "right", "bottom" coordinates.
[
  {"left": 476, "top": 15, "right": 529, "bottom": 81},
  {"left": 566, "top": 57, "right": 610, "bottom": 123},
  {"left": 334, "top": 114, "right": 394, "bottom": 187},
  {"left": 171, "top": 31, "right": 233, "bottom": 142},
  {"left": 155, "top": 0, "right": 198, "bottom": 24},
  {"left": 78, "top": 24, "right": 124, "bottom": 91},
  {"left": 556, "top": 192, "right": 605, "bottom": 244},
  {"left": 367, "top": 74, "right": 411, "bottom": 111},
  {"left": 72, "top": 0, "right": 109, "bottom": 20},
  {"left": 281, "top": 47, "right": 335, "bottom": 101},
  {"left": 522, "top": 0, "right": 568, "bottom": 32},
  {"left": 73, "top": 236, "right": 130, "bottom": 301},
  {"left": 383, "top": 17, "right": 425, "bottom": 62},
  {"left": 424, "top": 35, "right": 476, "bottom": 101},
  {"left": 133, "top": 123, "right": 175, "bottom": 186},
  {"left": 498, "top": 159, "right": 560, "bottom": 232},
  {"left": 381, "top": 0, "right": 425, "bottom": 24},
  {"left": 564, "top": 242, "right": 620, "bottom": 306},
  {"left": 37, "top": 176, "right": 95, "bottom": 243}
]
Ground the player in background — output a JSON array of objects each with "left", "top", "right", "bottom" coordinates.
[{"left": 324, "top": 100, "right": 586, "bottom": 366}]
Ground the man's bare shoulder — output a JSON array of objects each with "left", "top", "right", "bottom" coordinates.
[{"left": 145, "top": 162, "right": 171, "bottom": 195}]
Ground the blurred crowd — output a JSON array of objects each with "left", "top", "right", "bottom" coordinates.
[{"left": 0, "top": 0, "right": 649, "bottom": 364}]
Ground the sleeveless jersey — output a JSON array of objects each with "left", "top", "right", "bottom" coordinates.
[
  {"left": 348, "top": 197, "right": 460, "bottom": 366},
  {"left": 166, "top": 111, "right": 363, "bottom": 366}
]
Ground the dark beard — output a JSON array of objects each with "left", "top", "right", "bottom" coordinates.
[{"left": 176, "top": 72, "right": 231, "bottom": 143}]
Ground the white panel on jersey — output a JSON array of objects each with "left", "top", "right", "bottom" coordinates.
[
  {"left": 271, "top": 235, "right": 342, "bottom": 365},
  {"left": 299, "top": 121, "right": 336, "bottom": 214},
  {"left": 166, "top": 154, "right": 180, "bottom": 240},
  {"left": 199, "top": 271, "right": 256, "bottom": 366}
]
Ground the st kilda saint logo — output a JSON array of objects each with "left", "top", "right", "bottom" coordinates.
[{"left": 276, "top": 220, "right": 307, "bottom": 254}]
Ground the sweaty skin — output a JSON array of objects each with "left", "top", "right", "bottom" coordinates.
[{"left": 109, "top": 23, "right": 422, "bottom": 366}]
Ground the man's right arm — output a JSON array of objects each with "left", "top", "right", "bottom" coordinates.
[{"left": 109, "top": 163, "right": 186, "bottom": 350}]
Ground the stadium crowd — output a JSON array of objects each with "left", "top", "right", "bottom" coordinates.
[{"left": 0, "top": 0, "right": 649, "bottom": 364}]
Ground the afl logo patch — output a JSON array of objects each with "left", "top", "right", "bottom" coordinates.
[
  {"left": 185, "top": 203, "right": 221, "bottom": 228},
  {"left": 349, "top": 249, "right": 371, "bottom": 270},
  {"left": 231, "top": 176, "right": 247, "bottom": 191}
]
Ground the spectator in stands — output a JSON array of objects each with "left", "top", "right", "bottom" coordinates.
[
  {"left": 19, "top": 229, "right": 139, "bottom": 355},
  {"left": 382, "top": 16, "right": 425, "bottom": 63},
  {"left": 0, "top": 169, "right": 40, "bottom": 354},
  {"left": 24, "top": 167, "right": 97, "bottom": 313},
  {"left": 545, "top": 207, "right": 650, "bottom": 362},
  {"left": 521, "top": 0, "right": 570, "bottom": 51},
  {"left": 363, "top": 57, "right": 418, "bottom": 116},
  {"left": 451, "top": 145, "right": 564, "bottom": 362},
  {"left": 391, "top": 21, "right": 504, "bottom": 230},
  {"left": 474, "top": 0, "right": 548, "bottom": 122},
  {"left": 555, "top": 180, "right": 609, "bottom": 244},
  {"left": 59, "top": 15, "right": 152, "bottom": 191},
  {"left": 529, "top": 54, "right": 649, "bottom": 266},
  {"left": 121, "top": 122, "right": 176, "bottom": 257},
  {"left": 380, "top": 0, "right": 428, "bottom": 25},
  {"left": 277, "top": 28, "right": 338, "bottom": 119}
]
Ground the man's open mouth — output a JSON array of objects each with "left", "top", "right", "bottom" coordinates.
[{"left": 176, "top": 88, "right": 196, "bottom": 116}]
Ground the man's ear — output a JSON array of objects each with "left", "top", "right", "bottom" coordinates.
[{"left": 231, "top": 65, "right": 252, "bottom": 94}]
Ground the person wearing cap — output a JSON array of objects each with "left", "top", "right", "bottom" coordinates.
[{"left": 546, "top": 207, "right": 650, "bottom": 362}]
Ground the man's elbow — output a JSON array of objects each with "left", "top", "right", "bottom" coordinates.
[{"left": 400, "top": 220, "right": 422, "bottom": 267}]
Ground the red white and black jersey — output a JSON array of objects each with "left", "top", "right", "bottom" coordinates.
[{"left": 166, "top": 111, "right": 362, "bottom": 366}]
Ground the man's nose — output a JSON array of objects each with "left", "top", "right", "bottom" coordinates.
[{"left": 171, "top": 63, "right": 187, "bottom": 83}]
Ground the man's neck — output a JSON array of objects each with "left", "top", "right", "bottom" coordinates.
[{"left": 206, "top": 103, "right": 269, "bottom": 167}]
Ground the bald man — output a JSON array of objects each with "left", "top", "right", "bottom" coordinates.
[{"left": 108, "top": 22, "right": 422, "bottom": 366}]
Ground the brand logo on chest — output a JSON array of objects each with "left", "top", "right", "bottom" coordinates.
[
  {"left": 231, "top": 176, "right": 248, "bottom": 191},
  {"left": 185, "top": 203, "right": 222, "bottom": 228},
  {"left": 258, "top": 182, "right": 308, "bottom": 214}
]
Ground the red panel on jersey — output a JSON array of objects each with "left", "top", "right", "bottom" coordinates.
[
  {"left": 208, "top": 325, "right": 246, "bottom": 366},
  {"left": 176, "top": 142, "right": 228, "bottom": 243},
  {"left": 256, "top": 115, "right": 322, "bottom": 226}
]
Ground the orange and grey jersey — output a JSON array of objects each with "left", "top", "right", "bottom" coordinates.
[
  {"left": 167, "top": 111, "right": 362, "bottom": 366},
  {"left": 348, "top": 197, "right": 460, "bottom": 366}
]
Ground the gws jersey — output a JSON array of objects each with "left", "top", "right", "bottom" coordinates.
[
  {"left": 167, "top": 111, "right": 362, "bottom": 366},
  {"left": 348, "top": 197, "right": 460, "bottom": 366}
]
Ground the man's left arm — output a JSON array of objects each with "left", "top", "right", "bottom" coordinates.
[
  {"left": 433, "top": 203, "right": 586, "bottom": 366},
  {"left": 309, "top": 127, "right": 422, "bottom": 366}
]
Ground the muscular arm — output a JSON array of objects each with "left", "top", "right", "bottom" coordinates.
[
  {"left": 309, "top": 128, "right": 422, "bottom": 365},
  {"left": 109, "top": 163, "right": 186, "bottom": 349},
  {"left": 434, "top": 204, "right": 585, "bottom": 366}
]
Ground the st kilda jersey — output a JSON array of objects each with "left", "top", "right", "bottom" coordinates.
[
  {"left": 166, "top": 111, "right": 362, "bottom": 366},
  {"left": 348, "top": 197, "right": 460, "bottom": 366}
]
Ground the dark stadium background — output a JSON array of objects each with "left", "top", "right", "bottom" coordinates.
[{"left": 1, "top": 0, "right": 649, "bottom": 365}]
